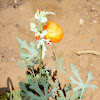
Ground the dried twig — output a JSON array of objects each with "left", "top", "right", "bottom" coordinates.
[
  {"left": 0, "top": 47, "right": 7, "bottom": 54},
  {"left": 76, "top": 50, "right": 100, "bottom": 56}
]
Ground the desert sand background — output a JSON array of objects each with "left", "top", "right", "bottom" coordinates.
[{"left": 0, "top": 0, "right": 100, "bottom": 99}]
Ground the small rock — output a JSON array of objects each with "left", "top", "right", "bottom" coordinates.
[
  {"left": 91, "top": 64, "right": 94, "bottom": 67},
  {"left": 1, "top": 55, "right": 4, "bottom": 58},
  {"left": 14, "top": 0, "right": 17, "bottom": 4},
  {"left": 91, "top": 7, "right": 96, "bottom": 11},
  {"left": 91, "top": 38, "right": 96, "bottom": 43},
  {"left": 12, "top": 57, "right": 16, "bottom": 61},
  {"left": 93, "top": 20, "right": 96, "bottom": 24},
  {"left": 79, "top": 18, "right": 84, "bottom": 25},
  {"left": 13, "top": 5, "right": 16, "bottom": 8},
  {"left": 12, "top": 58, "right": 14, "bottom": 61},
  {"left": 15, "top": 24, "right": 19, "bottom": 27}
]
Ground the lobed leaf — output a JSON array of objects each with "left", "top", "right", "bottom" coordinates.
[
  {"left": 19, "top": 78, "right": 59, "bottom": 100},
  {"left": 69, "top": 63, "right": 97, "bottom": 92},
  {"left": 69, "top": 63, "right": 97, "bottom": 100},
  {"left": 57, "top": 83, "right": 84, "bottom": 100},
  {"left": 51, "top": 52, "right": 66, "bottom": 74},
  {"left": 16, "top": 37, "right": 39, "bottom": 68}
]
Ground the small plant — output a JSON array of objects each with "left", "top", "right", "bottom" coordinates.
[
  {"left": 0, "top": 9, "right": 97, "bottom": 100},
  {"left": 0, "top": 89, "right": 21, "bottom": 100}
]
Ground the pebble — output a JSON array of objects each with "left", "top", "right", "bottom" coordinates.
[
  {"left": 91, "top": 64, "right": 94, "bottom": 67},
  {"left": 12, "top": 58, "right": 16, "bottom": 62},
  {"left": 1, "top": 55, "right": 4, "bottom": 58},
  {"left": 15, "top": 24, "right": 19, "bottom": 27},
  {"left": 14, "top": 0, "right": 17, "bottom": 4},
  {"left": 79, "top": 18, "right": 84, "bottom": 25},
  {"left": 91, "top": 7, "right": 96, "bottom": 11},
  {"left": 91, "top": 38, "right": 96, "bottom": 43},
  {"left": 93, "top": 20, "right": 96, "bottom": 24}
]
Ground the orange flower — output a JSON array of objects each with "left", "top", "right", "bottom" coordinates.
[
  {"left": 43, "top": 21, "right": 63, "bottom": 43},
  {"left": 36, "top": 35, "right": 40, "bottom": 40}
]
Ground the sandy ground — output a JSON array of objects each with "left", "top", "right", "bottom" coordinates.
[{"left": 0, "top": 0, "right": 100, "bottom": 99}]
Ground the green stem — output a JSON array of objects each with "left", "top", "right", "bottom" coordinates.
[
  {"left": 39, "top": 22, "right": 42, "bottom": 33},
  {"left": 39, "top": 45, "right": 42, "bottom": 81},
  {"left": 55, "top": 60, "right": 58, "bottom": 65},
  {"left": 10, "top": 92, "right": 12, "bottom": 100},
  {"left": 80, "top": 88, "right": 84, "bottom": 100},
  {"left": 31, "top": 68, "right": 35, "bottom": 77},
  {"left": 38, "top": 21, "right": 42, "bottom": 81}
]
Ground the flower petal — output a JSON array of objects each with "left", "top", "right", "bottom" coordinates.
[
  {"left": 30, "top": 27, "right": 38, "bottom": 32},
  {"left": 35, "top": 32, "right": 40, "bottom": 37},
  {"left": 41, "top": 17, "right": 47, "bottom": 23},
  {"left": 46, "top": 12, "right": 56, "bottom": 15},
  {"left": 42, "top": 30, "right": 48, "bottom": 35},
  {"left": 30, "top": 22, "right": 36, "bottom": 28}
]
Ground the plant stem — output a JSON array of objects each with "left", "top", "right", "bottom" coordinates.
[
  {"left": 38, "top": 21, "right": 42, "bottom": 81},
  {"left": 39, "top": 22, "right": 42, "bottom": 33},
  {"left": 10, "top": 93, "right": 12, "bottom": 100},
  {"left": 31, "top": 68, "right": 35, "bottom": 77},
  {"left": 39, "top": 45, "right": 42, "bottom": 81},
  {"left": 55, "top": 60, "right": 58, "bottom": 65},
  {"left": 80, "top": 88, "right": 84, "bottom": 100}
]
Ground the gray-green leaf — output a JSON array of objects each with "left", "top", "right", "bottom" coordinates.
[
  {"left": 69, "top": 63, "right": 97, "bottom": 92},
  {"left": 19, "top": 78, "right": 59, "bottom": 100}
]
